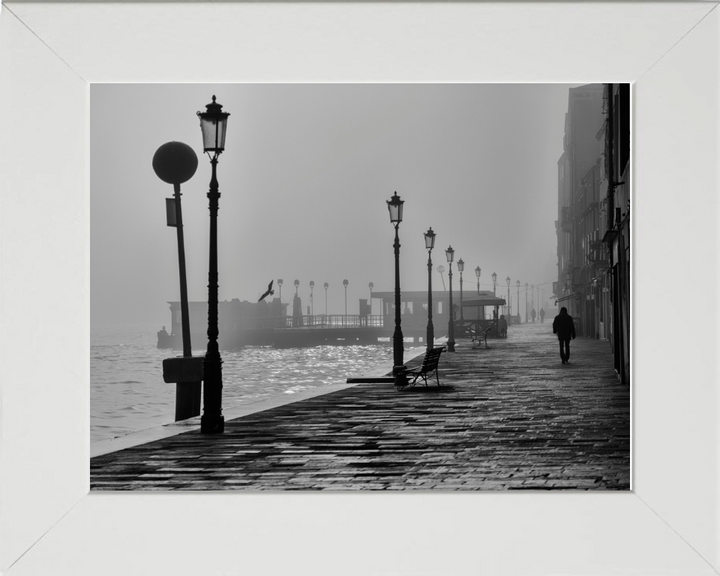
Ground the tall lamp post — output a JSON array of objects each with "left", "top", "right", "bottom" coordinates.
[
  {"left": 309, "top": 280, "right": 315, "bottom": 319},
  {"left": 446, "top": 245, "right": 456, "bottom": 352},
  {"left": 152, "top": 140, "right": 201, "bottom": 422},
  {"left": 531, "top": 284, "right": 535, "bottom": 319},
  {"left": 506, "top": 276, "right": 511, "bottom": 319},
  {"left": 457, "top": 259, "right": 465, "bottom": 321},
  {"left": 437, "top": 265, "right": 446, "bottom": 291},
  {"left": 516, "top": 280, "right": 520, "bottom": 323},
  {"left": 293, "top": 279, "right": 300, "bottom": 327},
  {"left": 387, "top": 192, "right": 407, "bottom": 388},
  {"left": 343, "top": 279, "right": 349, "bottom": 326},
  {"left": 475, "top": 266, "right": 482, "bottom": 323},
  {"left": 525, "top": 282, "right": 529, "bottom": 323},
  {"left": 424, "top": 227, "right": 436, "bottom": 350},
  {"left": 278, "top": 279, "right": 283, "bottom": 301},
  {"left": 492, "top": 272, "right": 497, "bottom": 296},
  {"left": 324, "top": 282, "right": 329, "bottom": 318},
  {"left": 369, "top": 282, "right": 374, "bottom": 316},
  {"left": 197, "top": 95, "right": 230, "bottom": 434}
]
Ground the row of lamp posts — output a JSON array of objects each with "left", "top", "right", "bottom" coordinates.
[
  {"left": 388, "top": 191, "right": 541, "bottom": 387},
  {"left": 276, "top": 279, "right": 375, "bottom": 318},
  {"left": 386, "top": 191, "right": 466, "bottom": 389},
  {"left": 157, "top": 98, "right": 545, "bottom": 430}
]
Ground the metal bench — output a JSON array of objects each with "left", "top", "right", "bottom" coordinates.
[
  {"left": 471, "top": 324, "right": 493, "bottom": 349},
  {"left": 399, "top": 346, "right": 446, "bottom": 390}
]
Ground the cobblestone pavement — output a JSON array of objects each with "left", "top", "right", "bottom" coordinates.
[{"left": 91, "top": 322, "right": 630, "bottom": 491}]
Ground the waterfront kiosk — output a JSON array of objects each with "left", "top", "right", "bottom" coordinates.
[
  {"left": 371, "top": 290, "right": 506, "bottom": 344},
  {"left": 458, "top": 292, "right": 507, "bottom": 338}
]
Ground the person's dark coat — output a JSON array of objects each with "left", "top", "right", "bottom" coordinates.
[{"left": 553, "top": 309, "right": 576, "bottom": 340}]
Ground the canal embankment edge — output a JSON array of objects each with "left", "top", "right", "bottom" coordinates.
[{"left": 90, "top": 344, "right": 428, "bottom": 458}]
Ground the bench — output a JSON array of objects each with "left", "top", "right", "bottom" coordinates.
[
  {"left": 399, "top": 346, "right": 446, "bottom": 390},
  {"left": 470, "top": 324, "right": 493, "bottom": 349}
]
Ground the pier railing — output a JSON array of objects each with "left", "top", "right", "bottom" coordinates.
[{"left": 277, "top": 314, "right": 384, "bottom": 329}]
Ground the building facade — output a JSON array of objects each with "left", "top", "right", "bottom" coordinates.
[
  {"left": 602, "top": 83, "right": 631, "bottom": 385},
  {"left": 556, "top": 83, "right": 630, "bottom": 385},
  {"left": 556, "top": 84, "right": 605, "bottom": 331}
]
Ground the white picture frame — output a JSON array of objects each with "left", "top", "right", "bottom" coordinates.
[{"left": 1, "top": 2, "right": 718, "bottom": 574}]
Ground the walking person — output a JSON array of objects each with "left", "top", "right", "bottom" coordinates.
[
  {"left": 552, "top": 306, "right": 576, "bottom": 364},
  {"left": 531, "top": 308, "right": 536, "bottom": 323},
  {"left": 498, "top": 314, "right": 508, "bottom": 338},
  {"left": 539, "top": 307, "right": 545, "bottom": 323}
]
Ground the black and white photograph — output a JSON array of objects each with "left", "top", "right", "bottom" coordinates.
[
  {"left": 4, "top": 2, "right": 720, "bottom": 574},
  {"left": 90, "top": 83, "right": 630, "bottom": 491}
]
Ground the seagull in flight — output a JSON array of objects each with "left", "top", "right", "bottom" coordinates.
[{"left": 258, "top": 280, "right": 275, "bottom": 302}]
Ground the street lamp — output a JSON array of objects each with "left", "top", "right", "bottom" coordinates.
[
  {"left": 343, "top": 279, "right": 349, "bottom": 326},
  {"left": 387, "top": 192, "right": 407, "bottom": 388},
  {"left": 324, "top": 282, "right": 329, "bottom": 317},
  {"left": 309, "top": 280, "right": 315, "bottom": 318},
  {"left": 506, "top": 276, "right": 511, "bottom": 319},
  {"left": 424, "top": 227, "right": 436, "bottom": 350},
  {"left": 525, "top": 282, "right": 529, "bottom": 323},
  {"left": 277, "top": 279, "right": 283, "bottom": 301},
  {"left": 457, "top": 258, "right": 465, "bottom": 321},
  {"left": 292, "top": 279, "right": 300, "bottom": 327},
  {"left": 368, "top": 282, "right": 374, "bottom": 316},
  {"left": 152, "top": 140, "right": 200, "bottom": 421},
  {"left": 197, "top": 95, "right": 230, "bottom": 434},
  {"left": 531, "top": 284, "right": 535, "bottom": 320},
  {"left": 516, "top": 280, "right": 520, "bottom": 324},
  {"left": 492, "top": 272, "right": 497, "bottom": 296},
  {"left": 446, "top": 245, "right": 456, "bottom": 352},
  {"left": 475, "top": 266, "right": 482, "bottom": 323}
]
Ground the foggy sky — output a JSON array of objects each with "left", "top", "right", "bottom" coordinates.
[{"left": 91, "top": 83, "right": 577, "bottom": 330}]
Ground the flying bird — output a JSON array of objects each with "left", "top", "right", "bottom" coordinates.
[{"left": 258, "top": 280, "right": 275, "bottom": 302}]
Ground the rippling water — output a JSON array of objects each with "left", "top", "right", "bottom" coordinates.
[{"left": 91, "top": 327, "right": 396, "bottom": 443}]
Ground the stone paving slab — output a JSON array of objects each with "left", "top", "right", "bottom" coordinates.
[{"left": 91, "top": 322, "right": 630, "bottom": 491}]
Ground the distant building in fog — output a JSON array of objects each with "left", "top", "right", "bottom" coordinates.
[
  {"left": 555, "top": 83, "right": 630, "bottom": 385},
  {"left": 556, "top": 84, "right": 605, "bottom": 330}
]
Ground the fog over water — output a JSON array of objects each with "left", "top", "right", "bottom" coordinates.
[{"left": 91, "top": 84, "right": 574, "bottom": 331}]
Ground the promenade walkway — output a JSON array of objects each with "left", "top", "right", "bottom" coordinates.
[{"left": 91, "top": 322, "right": 630, "bottom": 491}]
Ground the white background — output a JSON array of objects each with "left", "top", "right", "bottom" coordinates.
[{"left": 1, "top": 2, "right": 719, "bottom": 575}]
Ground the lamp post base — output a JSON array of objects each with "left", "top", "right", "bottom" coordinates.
[
  {"left": 393, "top": 366, "right": 408, "bottom": 389},
  {"left": 200, "top": 414, "right": 225, "bottom": 434}
]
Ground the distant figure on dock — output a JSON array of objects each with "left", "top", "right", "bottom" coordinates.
[
  {"left": 531, "top": 308, "right": 536, "bottom": 323},
  {"left": 498, "top": 314, "right": 508, "bottom": 338},
  {"left": 156, "top": 326, "right": 170, "bottom": 349},
  {"left": 553, "top": 307, "right": 576, "bottom": 364},
  {"left": 359, "top": 299, "right": 369, "bottom": 327},
  {"left": 539, "top": 308, "right": 545, "bottom": 323}
]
